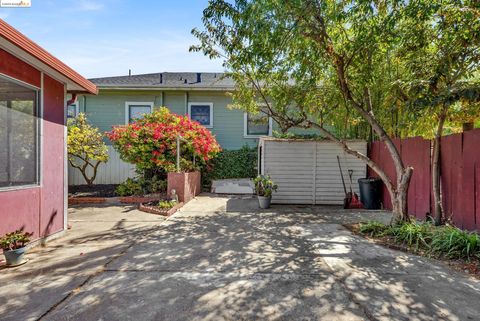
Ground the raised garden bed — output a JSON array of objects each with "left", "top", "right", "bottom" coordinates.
[{"left": 138, "top": 201, "right": 184, "bottom": 216}]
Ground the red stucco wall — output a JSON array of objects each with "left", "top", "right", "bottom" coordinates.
[{"left": 0, "top": 49, "right": 65, "bottom": 240}]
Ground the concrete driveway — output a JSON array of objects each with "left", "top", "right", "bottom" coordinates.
[{"left": 2, "top": 195, "right": 480, "bottom": 321}]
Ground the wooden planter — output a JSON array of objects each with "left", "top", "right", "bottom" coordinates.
[
  {"left": 138, "top": 202, "right": 184, "bottom": 217},
  {"left": 167, "top": 171, "right": 201, "bottom": 203}
]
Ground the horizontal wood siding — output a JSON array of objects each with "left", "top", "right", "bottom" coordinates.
[
  {"left": 315, "top": 141, "right": 366, "bottom": 205},
  {"left": 80, "top": 90, "right": 257, "bottom": 150},
  {"left": 68, "top": 146, "right": 135, "bottom": 185},
  {"left": 187, "top": 92, "right": 257, "bottom": 150},
  {"left": 262, "top": 139, "right": 367, "bottom": 205},
  {"left": 265, "top": 141, "right": 315, "bottom": 204}
]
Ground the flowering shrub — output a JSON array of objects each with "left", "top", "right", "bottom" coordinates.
[{"left": 107, "top": 107, "right": 221, "bottom": 173}]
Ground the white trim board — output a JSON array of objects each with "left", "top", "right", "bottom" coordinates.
[
  {"left": 124, "top": 101, "right": 154, "bottom": 124},
  {"left": 243, "top": 112, "right": 273, "bottom": 138},
  {"left": 187, "top": 102, "right": 214, "bottom": 128}
]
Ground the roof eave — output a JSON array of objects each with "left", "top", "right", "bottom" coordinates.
[{"left": 96, "top": 86, "right": 235, "bottom": 92}]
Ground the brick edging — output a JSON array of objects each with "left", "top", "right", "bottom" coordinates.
[{"left": 138, "top": 202, "right": 184, "bottom": 217}]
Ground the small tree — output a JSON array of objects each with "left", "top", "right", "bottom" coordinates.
[
  {"left": 191, "top": 0, "right": 479, "bottom": 223},
  {"left": 67, "top": 113, "right": 109, "bottom": 186},
  {"left": 106, "top": 107, "right": 221, "bottom": 174}
]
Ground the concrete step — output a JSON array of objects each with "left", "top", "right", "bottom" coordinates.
[{"left": 211, "top": 178, "right": 254, "bottom": 194}]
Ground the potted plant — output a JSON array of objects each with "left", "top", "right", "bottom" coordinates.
[
  {"left": 254, "top": 175, "right": 278, "bottom": 209},
  {"left": 0, "top": 230, "right": 33, "bottom": 267}
]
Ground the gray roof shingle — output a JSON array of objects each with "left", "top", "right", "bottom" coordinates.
[{"left": 89, "top": 72, "right": 235, "bottom": 90}]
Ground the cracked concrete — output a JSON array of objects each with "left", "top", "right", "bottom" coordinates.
[{"left": 1, "top": 195, "right": 480, "bottom": 321}]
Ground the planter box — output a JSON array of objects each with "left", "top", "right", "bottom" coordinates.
[
  {"left": 138, "top": 202, "right": 184, "bottom": 217},
  {"left": 167, "top": 171, "right": 201, "bottom": 203}
]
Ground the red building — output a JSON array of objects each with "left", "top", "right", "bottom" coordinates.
[{"left": 0, "top": 19, "right": 97, "bottom": 242}]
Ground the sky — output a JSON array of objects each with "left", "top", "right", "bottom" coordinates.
[{"left": 0, "top": 0, "right": 224, "bottom": 78}]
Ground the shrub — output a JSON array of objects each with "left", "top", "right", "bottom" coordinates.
[
  {"left": 202, "top": 145, "right": 257, "bottom": 186},
  {"left": 67, "top": 113, "right": 109, "bottom": 186},
  {"left": 116, "top": 175, "right": 167, "bottom": 196},
  {"left": 390, "top": 221, "right": 432, "bottom": 249},
  {"left": 0, "top": 230, "right": 33, "bottom": 251},
  {"left": 430, "top": 226, "right": 480, "bottom": 259},
  {"left": 116, "top": 178, "right": 143, "bottom": 196},
  {"left": 107, "top": 108, "right": 221, "bottom": 173},
  {"left": 359, "top": 221, "right": 390, "bottom": 237},
  {"left": 158, "top": 200, "right": 177, "bottom": 209},
  {"left": 359, "top": 220, "right": 480, "bottom": 260}
]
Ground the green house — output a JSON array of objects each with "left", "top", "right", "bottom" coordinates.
[{"left": 71, "top": 72, "right": 273, "bottom": 150}]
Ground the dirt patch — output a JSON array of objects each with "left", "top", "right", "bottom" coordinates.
[
  {"left": 69, "top": 184, "right": 118, "bottom": 198},
  {"left": 344, "top": 223, "right": 480, "bottom": 279}
]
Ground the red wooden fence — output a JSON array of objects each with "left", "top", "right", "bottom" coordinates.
[{"left": 368, "top": 129, "right": 480, "bottom": 230}]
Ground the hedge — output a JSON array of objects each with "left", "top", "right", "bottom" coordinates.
[{"left": 203, "top": 145, "right": 257, "bottom": 187}]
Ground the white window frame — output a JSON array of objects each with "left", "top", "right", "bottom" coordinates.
[
  {"left": 125, "top": 101, "right": 153, "bottom": 124},
  {"left": 243, "top": 112, "right": 273, "bottom": 138},
  {"left": 187, "top": 102, "right": 213, "bottom": 128}
]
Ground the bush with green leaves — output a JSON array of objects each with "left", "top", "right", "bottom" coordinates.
[
  {"left": 116, "top": 175, "right": 167, "bottom": 196},
  {"left": 203, "top": 145, "right": 257, "bottom": 187},
  {"left": 359, "top": 220, "right": 480, "bottom": 260},
  {"left": 0, "top": 230, "right": 33, "bottom": 251},
  {"left": 430, "top": 226, "right": 480, "bottom": 259},
  {"left": 390, "top": 221, "right": 433, "bottom": 249},
  {"left": 67, "top": 113, "right": 109, "bottom": 186},
  {"left": 359, "top": 221, "right": 390, "bottom": 238},
  {"left": 158, "top": 200, "right": 177, "bottom": 209},
  {"left": 253, "top": 175, "right": 278, "bottom": 197}
]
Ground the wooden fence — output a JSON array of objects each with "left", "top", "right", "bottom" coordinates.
[
  {"left": 68, "top": 146, "right": 136, "bottom": 185},
  {"left": 369, "top": 129, "right": 480, "bottom": 230}
]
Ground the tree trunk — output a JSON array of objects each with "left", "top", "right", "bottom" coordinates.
[
  {"left": 432, "top": 111, "right": 447, "bottom": 225},
  {"left": 391, "top": 168, "right": 413, "bottom": 224},
  {"left": 305, "top": 121, "right": 412, "bottom": 223}
]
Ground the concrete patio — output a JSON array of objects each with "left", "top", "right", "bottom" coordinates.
[{"left": 1, "top": 194, "right": 480, "bottom": 320}]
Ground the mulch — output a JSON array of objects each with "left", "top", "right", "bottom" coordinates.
[
  {"left": 344, "top": 223, "right": 480, "bottom": 280},
  {"left": 68, "top": 184, "right": 118, "bottom": 198}
]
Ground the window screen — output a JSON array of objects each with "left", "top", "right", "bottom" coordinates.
[
  {"left": 0, "top": 77, "right": 39, "bottom": 188},
  {"left": 190, "top": 104, "right": 212, "bottom": 127},
  {"left": 128, "top": 105, "right": 151, "bottom": 123},
  {"left": 246, "top": 113, "right": 270, "bottom": 136}
]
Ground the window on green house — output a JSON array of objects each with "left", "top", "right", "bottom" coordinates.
[
  {"left": 125, "top": 102, "right": 153, "bottom": 123},
  {"left": 244, "top": 112, "right": 272, "bottom": 137},
  {"left": 188, "top": 102, "right": 213, "bottom": 128}
]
